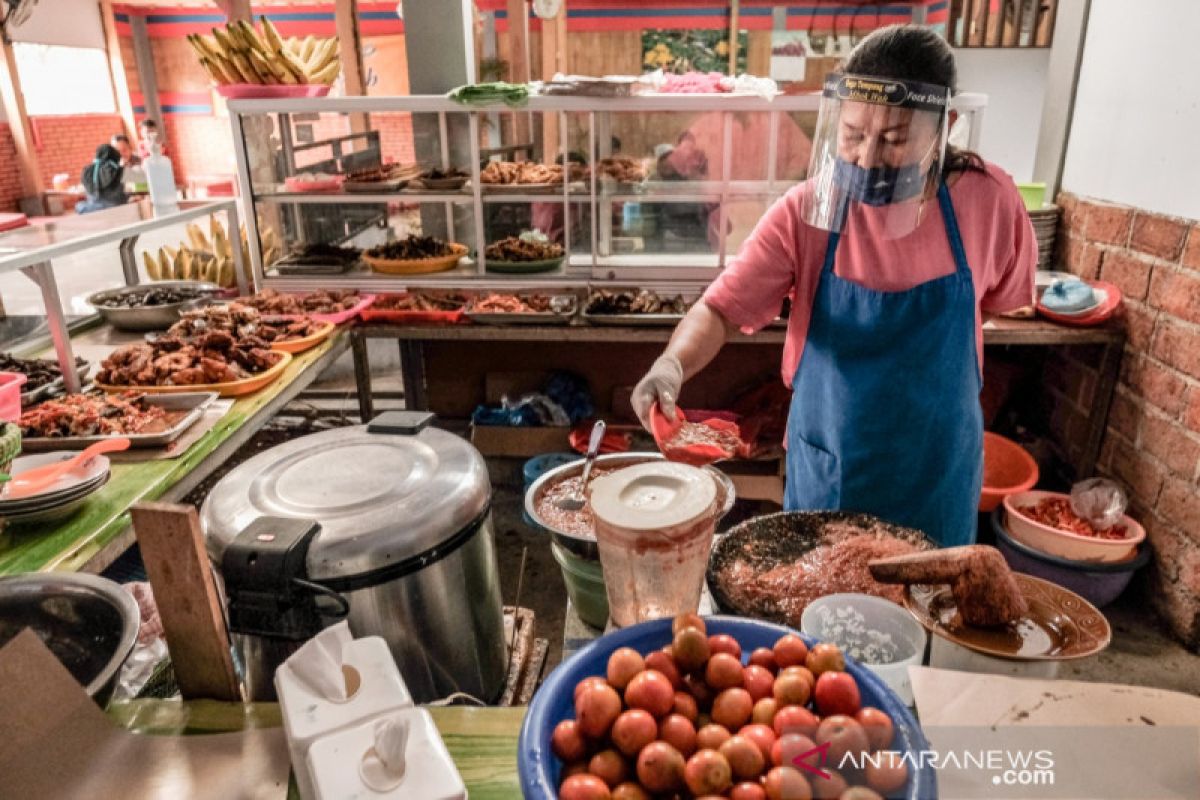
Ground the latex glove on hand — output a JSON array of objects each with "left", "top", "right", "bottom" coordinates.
[{"left": 631, "top": 354, "right": 683, "bottom": 431}]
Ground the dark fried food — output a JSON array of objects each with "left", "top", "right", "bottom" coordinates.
[
  {"left": 483, "top": 236, "right": 563, "bottom": 262},
  {"left": 236, "top": 288, "right": 361, "bottom": 315},
  {"left": 19, "top": 391, "right": 181, "bottom": 438},
  {"left": 373, "top": 291, "right": 468, "bottom": 312},
  {"left": 1, "top": 353, "right": 89, "bottom": 392},
  {"left": 366, "top": 236, "right": 454, "bottom": 260},
  {"left": 598, "top": 156, "right": 647, "bottom": 183},
  {"left": 469, "top": 293, "right": 558, "bottom": 313},
  {"left": 585, "top": 289, "right": 688, "bottom": 315}
]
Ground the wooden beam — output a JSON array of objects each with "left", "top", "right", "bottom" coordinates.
[
  {"left": 130, "top": 16, "right": 161, "bottom": 125},
  {"left": 334, "top": 0, "right": 370, "bottom": 132},
  {"left": 728, "top": 0, "right": 740, "bottom": 74},
  {"left": 214, "top": 0, "right": 251, "bottom": 23},
  {"left": 99, "top": 0, "right": 137, "bottom": 138},
  {"left": 506, "top": 0, "right": 531, "bottom": 149},
  {"left": 130, "top": 502, "right": 241, "bottom": 702},
  {"left": 0, "top": 36, "right": 42, "bottom": 199}
]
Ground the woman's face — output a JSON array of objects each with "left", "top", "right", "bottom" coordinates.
[{"left": 836, "top": 102, "right": 942, "bottom": 169}]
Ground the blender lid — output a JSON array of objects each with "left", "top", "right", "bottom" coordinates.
[
  {"left": 589, "top": 461, "right": 717, "bottom": 532},
  {"left": 201, "top": 424, "right": 490, "bottom": 582}
]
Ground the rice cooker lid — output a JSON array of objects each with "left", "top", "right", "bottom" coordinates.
[
  {"left": 589, "top": 461, "right": 717, "bottom": 532},
  {"left": 201, "top": 424, "right": 490, "bottom": 583}
]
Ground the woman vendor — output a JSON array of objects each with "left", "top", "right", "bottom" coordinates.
[{"left": 632, "top": 25, "right": 1036, "bottom": 547}]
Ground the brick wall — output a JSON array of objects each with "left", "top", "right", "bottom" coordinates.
[
  {"left": 0, "top": 125, "right": 24, "bottom": 212},
  {"left": 31, "top": 114, "right": 128, "bottom": 189},
  {"left": 1053, "top": 190, "right": 1200, "bottom": 648}
]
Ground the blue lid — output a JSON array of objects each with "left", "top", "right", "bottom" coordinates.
[{"left": 1042, "top": 278, "right": 1098, "bottom": 313}]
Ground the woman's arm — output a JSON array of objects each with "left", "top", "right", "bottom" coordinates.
[{"left": 665, "top": 300, "right": 738, "bottom": 380}]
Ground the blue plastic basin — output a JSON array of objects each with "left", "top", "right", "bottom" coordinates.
[{"left": 517, "top": 615, "right": 936, "bottom": 798}]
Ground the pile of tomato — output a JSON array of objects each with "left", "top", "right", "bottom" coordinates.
[{"left": 551, "top": 614, "right": 911, "bottom": 799}]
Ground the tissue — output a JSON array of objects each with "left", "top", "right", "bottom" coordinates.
[
  {"left": 288, "top": 622, "right": 354, "bottom": 702},
  {"left": 359, "top": 717, "right": 410, "bottom": 791}
]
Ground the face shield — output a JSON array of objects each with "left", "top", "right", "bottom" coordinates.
[{"left": 801, "top": 74, "right": 951, "bottom": 238}]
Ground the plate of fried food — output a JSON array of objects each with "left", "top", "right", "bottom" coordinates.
[
  {"left": 360, "top": 291, "right": 470, "bottom": 325},
  {"left": 363, "top": 236, "right": 468, "bottom": 275},
  {"left": 465, "top": 292, "right": 577, "bottom": 325},
  {"left": 235, "top": 288, "right": 373, "bottom": 324},
  {"left": 479, "top": 160, "right": 587, "bottom": 193},
  {"left": 483, "top": 234, "right": 565, "bottom": 274}
]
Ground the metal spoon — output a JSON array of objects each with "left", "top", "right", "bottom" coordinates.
[{"left": 557, "top": 420, "right": 606, "bottom": 511}]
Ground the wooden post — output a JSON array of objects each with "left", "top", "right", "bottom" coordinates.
[
  {"left": 335, "top": 0, "right": 370, "bottom": 133},
  {"left": 506, "top": 0, "right": 531, "bottom": 149},
  {"left": 539, "top": 3, "right": 566, "bottom": 160},
  {"left": 131, "top": 502, "right": 242, "bottom": 702},
  {"left": 0, "top": 37, "right": 42, "bottom": 201},
  {"left": 99, "top": 0, "right": 137, "bottom": 137},
  {"left": 215, "top": 0, "right": 251, "bottom": 23},
  {"left": 728, "top": 0, "right": 740, "bottom": 75}
]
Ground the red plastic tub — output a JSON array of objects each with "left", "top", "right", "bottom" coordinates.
[
  {"left": 0, "top": 371, "right": 28, "bottom": 422},
  {"left": 979, "top": 430, "right": 1039, "bottom": 512}
]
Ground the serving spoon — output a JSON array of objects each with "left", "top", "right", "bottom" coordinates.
[
  {"left": 3, "top": 437, "right": 130, "bottom": 500},
  {"left": 557, "top": 420, "right": 605, "bottom": 512}
]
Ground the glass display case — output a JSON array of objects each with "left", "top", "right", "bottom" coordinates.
[{"left": 228, "top": 93, "right": 986, "bottom": 292}]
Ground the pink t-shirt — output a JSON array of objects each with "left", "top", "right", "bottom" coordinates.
[{"left": 703, "top": 161, "right": 1036, "bottom": 386}]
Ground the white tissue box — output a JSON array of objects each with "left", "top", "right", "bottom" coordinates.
[
  {"left": 307, "top": 708, "right": 466, "bottom": 800},
  {"left": 276, "top": 634, "right": 414, "bottom": 800}
]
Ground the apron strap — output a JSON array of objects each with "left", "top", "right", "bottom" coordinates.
[{"left": 936, "top": 181, "right": 972, "bottom": 278}]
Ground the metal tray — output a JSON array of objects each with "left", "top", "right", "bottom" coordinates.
[
  {"left": 20, "top": 361, "right": 92, "bottom": 407},
  {"left": 465, "top": 296, "right": 577, "bottom": 326},
  {"left": 273, "top": 259, "right": 357, "bottom": 276},
  {"left": 20, "top": 391, "right": 218, "bottom": 450},
  {"left": 582, "top": 311, "right": 685, "bottom": 327}
]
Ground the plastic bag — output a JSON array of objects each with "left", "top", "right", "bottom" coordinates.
[{"left": 1070, "top": 478, "right": 1128, "bottom": 531}]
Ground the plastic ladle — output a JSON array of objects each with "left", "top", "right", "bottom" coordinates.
[
  {"left": 556, "top": 420, "right": 605, "bottom": 512},
  {"left": 4, "top": 437, "right": 130, "bottom": 500}
]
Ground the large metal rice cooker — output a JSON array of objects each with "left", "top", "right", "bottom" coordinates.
[{"left": 200, "top": 421, "right": 506, "bottom": 703}]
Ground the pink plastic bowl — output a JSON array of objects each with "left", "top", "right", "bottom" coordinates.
[
  {"left": 0, "top": 371, "right": 27, "bottom": 422},
  {"left": 1003, "top": 490, "right": 1145, "bottom": 563}
]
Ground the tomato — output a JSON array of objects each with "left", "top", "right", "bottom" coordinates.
[
  {"left": 742, "top": 664, "right": 776, "bottom": 702},
  {"left": 611, "top": 709, "right": 657, "bottom": 758},
  {"left": 562, "top": 761, "right": 589, "bottom": 779},
  {"left": 672, "top": 690, "right": 699, "bottom": 722},
  {"left": 695, "top": 723, "right": 732, "bottom": 751},
  {"left": 772, "top": 669, "right": 812, "bottom": 707},
  {"left": 672, "top": 612, "right": 707, "bottom": 635},
  {"left": 752, "top": 697, "right": 779, "bottom": 727},
  {"left": 559, "top": 772, "right": 612, "bottom": 800},
  {"left": 610, "top": 783, "right": 650, "bottom": 800},
  {"left": 808, "top": 767, "right": 848, "bottom": 799},
  {"left": 636, "top": 741, "right": 685, "bottom": 793},
  {"left": 644, "top": 649, "right": 683, "bottom": 690},
  {"left": 711, "top": 687, "right": 754, "bottom": 731},
  {"left": 813, "top": 670, "right": 861, "bottom": 717},
  {"left": 683, "top": 749, "right": 733, "bottom": 796},
  {"left": 805, "top": 643, "right": 845, "bottom": 676},
  {"left": 771, "top": 732, "right": 817, "bottom": 769},
  {"left": 610, "top": 782, "right": 651, "bottom": 800},
  {"left": 719, "top": 734, "right": 766, "bottom": 780},
  {"left": 737, "top": 723, "right": 777, "bottom": 763},
  {"left": 625, "top": 669, "right": 676, "bottom": 718},
  {"left": 865, "top": 751, "right": 909, "bottom": 794},
  {"left": 731, "top": 781, "right": 768, "bottom": 800},
  {"left": 673, "top": 627, "right": 711, "bottom": 673},
  {"left": 749, "top": 646, "right": 779, "bottom": 673},
  {"left": 814, "top": 715, "right": 871, "bottom": 764},
  {"left": 772, "top": 705, "right": 819, "bottom": 739},
  {"left": 575, "top": 676, "right": 610, "bottom": 702},
  {"left": 708, "top": 633, "right": 743, "bottom": 659},
  {"left": 685, "top": 673, "right": 716, "bottom": 711},
  {"left": 856, "top": 707, "right": 895, "bottom": 752},
  {"left": 773, "top": 634, "right": 810, "bottom": 669},
  {"left": 659, "top": 713, "right": 698, "bottom": 757},
  {"left": 588, "top": 749, "right": 629, "bottom": 788},
  {"left": 705, "top": 652, "right": 745, "bottom": 691},
  {"left": 552, "top": 719, "right": 589, "bottom": 762},
  {"left": 841, "top": 788, "right": 884, "bottom": 800},
  {"left": 763, "top": 766, "right": 813, "bottom": 800},
  {"left": 606, "top": 648, "right": 645, "bottom": 691},
  {"left": 576, "top": 682, "right": 623, "bottom": 739}
]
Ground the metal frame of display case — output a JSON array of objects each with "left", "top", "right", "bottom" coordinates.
[{"left": 228, "top": 93, "right": 987, "bottom": 294}]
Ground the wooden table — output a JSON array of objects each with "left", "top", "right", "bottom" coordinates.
[
  {"left": 107, "top": 700, "right": 524, "bottom": 799},
  {"left": 0, "top": 329, "right": 350, "bottom": 577},
  {"left": 352, "top": 316, "right": 1125, "bottom": 479}
]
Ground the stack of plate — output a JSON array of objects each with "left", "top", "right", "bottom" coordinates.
[
  {"left": 1028, "top": 204, "right": 1060, "bottom": 269},
  {"left": 0, "top": 452, "right": 111, "bottom": 525}
]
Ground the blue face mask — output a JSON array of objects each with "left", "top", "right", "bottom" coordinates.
[{"left": 832, "top": 158, "right": 928, "bottom": 206}]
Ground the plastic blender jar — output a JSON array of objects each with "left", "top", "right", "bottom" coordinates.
[{"left": 589, "top": 461, "right": 719, "bottom": 627}]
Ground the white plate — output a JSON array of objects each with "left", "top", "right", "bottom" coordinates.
[{"left": 0, "top": 451, "right": 111, "bottom": 505}]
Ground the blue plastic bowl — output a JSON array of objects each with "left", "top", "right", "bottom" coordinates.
[
  {"left": 518, "top": 615, "right": 936, "bottom": 798},
  {"left": 991, "top": 509, "right": 1149, "bottom": 608}
]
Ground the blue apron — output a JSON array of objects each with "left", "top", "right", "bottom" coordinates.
[{"left": 784, "top": 183, "right": 983, "bottom": 547}]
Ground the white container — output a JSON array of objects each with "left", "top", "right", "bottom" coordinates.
[
  {"left": 929, "top": 634, "right": 1061, "bottom": 679},
  {"left": 800, "top": 593, "right": 927, "bottom": 706},
  {"left": 276, "top": 635, "right": 414, "bottom": 800},
  {"left": 143, "top": 146, "right": 179, "bottom": 215},
  {"left": 307, "top": 708, "right": 466, "bottom": 800}
]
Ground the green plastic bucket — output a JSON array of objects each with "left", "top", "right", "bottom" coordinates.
[
  {"left": 551, "top": 541, "right": 609, "bottom": 629},
  {"left": 1017, "top": 182, "right": 1046, "bottom": 211}
]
